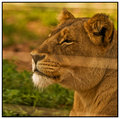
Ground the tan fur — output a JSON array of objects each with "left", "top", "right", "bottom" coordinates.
[
  {"left": 84, "top": 14, "right": 114, "bottom": 46},
  {"left": 58, "top": 8, "right": 75, "bottom": 24},
  {"left": 31, "top": 10, "right": 117, "bottom": 116}
]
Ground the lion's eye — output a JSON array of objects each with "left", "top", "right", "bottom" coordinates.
[
  {"left": 60, "top": 38, "right": 73, "bottom": 45},
  {"left": 64, "top": 39, "right": 72, "bottom": 43}
]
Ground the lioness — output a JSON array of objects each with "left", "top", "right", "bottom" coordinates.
[{"left": 31, "top": 9, "right": 117, "bottom": 116}]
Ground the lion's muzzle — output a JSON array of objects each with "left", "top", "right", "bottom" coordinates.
[
  {"left": 31, "top": 54, "right": 60, "bottom": 78},
  {"left": 36, "top": 61, "right": 60, "bottom": 78}
]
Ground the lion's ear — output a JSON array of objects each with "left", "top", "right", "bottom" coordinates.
[
  {"left": 84, "top": 13, "right": 114, "bottom": 46},
  {"left": 58, "top": 8, "right": 75, "bottom": 23}
]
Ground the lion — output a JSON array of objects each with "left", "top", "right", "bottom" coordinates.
[{"left": 31, "top": 9, "right": 117, "bottom": 116}]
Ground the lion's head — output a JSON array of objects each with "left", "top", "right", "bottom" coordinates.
[{"left": 31, "top": 9, "right": 117, "bottom": 91}]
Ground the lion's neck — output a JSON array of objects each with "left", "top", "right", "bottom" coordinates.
[
  {"left": 71, "top": 69, "right": 117, "bottom": 116},
  {"left": 71, "top": 88, "right": 97, "bottom": 116},
  {"left": 74, "top": 87, "right": 97, "bottom": 111}
]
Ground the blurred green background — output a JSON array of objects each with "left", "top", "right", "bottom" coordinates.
[{"left": 3, "top": 3, "right": 117, "bottom": 116}]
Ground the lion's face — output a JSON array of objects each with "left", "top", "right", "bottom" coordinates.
[{"left": 31, "top": 9, "right": 115, "bottom": 90}]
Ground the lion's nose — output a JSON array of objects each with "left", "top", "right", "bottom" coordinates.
[{"left": 31, "top": 54, "right": 46, "bottom": 63}]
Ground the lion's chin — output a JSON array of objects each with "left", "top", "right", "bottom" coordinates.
[{"left": 32, "top": 73, "right": 53, "bottom": 89}]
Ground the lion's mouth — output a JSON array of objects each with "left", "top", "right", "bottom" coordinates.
[
  {"left": 34, "top": 70, "right": 60, "bottom": 79},
  {"left": 32, "top": 60, "right": 61, "bottom": 80}
]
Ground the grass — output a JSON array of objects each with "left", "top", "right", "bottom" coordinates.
[
  {"left": 3, "top": 59, "right": 74, "bottom": 116},
  {"left": 3, "top": 110, "right": 28, "bottom": 117}
]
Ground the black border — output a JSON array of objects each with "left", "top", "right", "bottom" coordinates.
[{"left": 2, "top": 1, "right": 119, "bottom": 117}]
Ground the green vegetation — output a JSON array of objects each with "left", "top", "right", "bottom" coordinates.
[
  {"left": 3, "top": 59, "right": 74, "bottom": 116},
  {"left": 3, "top": 109, "right": 28, "bottom": 117}
]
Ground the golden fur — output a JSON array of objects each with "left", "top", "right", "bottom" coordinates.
[{"left": 31, "top": 9, "right": 117, "bottom": 116}]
